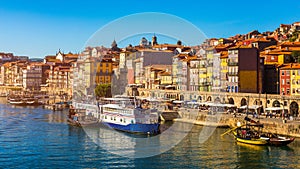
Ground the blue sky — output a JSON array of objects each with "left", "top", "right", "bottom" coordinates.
[{"left": 0, "top": 0, "right": 300, "bottom": 58}]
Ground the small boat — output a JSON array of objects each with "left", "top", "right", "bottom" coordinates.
[
  {"left": 24, "top": 98, "right": 39, "bottom": 105},
  {"left": 222, "top": 116, "right": 269, "bottom": 145},
  {"left": 233, "top": 125, "right": 269, "bottom": 145},
  {"left": 261, "top": 133, "right": 295, "bottom": 146},
  {"left": 67, "top": 108, "right": 99, "bottom": 126},
  {"left": 223, "top": 116, "right": 295, "bottom": 146},
  {"left": 8, "top": 98, "right": 25, "bottom": 105}
]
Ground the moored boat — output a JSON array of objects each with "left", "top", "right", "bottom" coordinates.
[
  {"left": 232, "top": 124, "right": 269, "bottom": 145},
  {"left": 99, "top": 97, "right": 160, "bottom": 134},
  {"left": 70, "top": 96, "right": 160, "bottom": 135},
  {"left": 261, "top": 133, "right": 295, "bottom": 146},
  {"left": 7, "top": 98, "right": 25, "bottom": 105},
  {"left": 222, "top": 116, "right": 295, "bottom": 146}
]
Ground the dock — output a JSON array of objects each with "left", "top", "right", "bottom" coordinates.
[{"left": 175, "top": 109, "right": 300, "bottom": 138}]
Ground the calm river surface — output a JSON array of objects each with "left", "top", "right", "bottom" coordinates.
[{"left": 0, "top": 101, "right": 300, "bottom": 169}]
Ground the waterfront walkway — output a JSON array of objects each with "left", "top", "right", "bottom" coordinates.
[{"left": 175, "top": 109, "right": 300, "bottom": 137}]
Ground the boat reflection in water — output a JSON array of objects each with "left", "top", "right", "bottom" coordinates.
[
  {"left": 236, "top": 141, "right": 268, "bottom": 151},
  {"left": 82, "top": 120, "right": 194, "bottom": 158}
]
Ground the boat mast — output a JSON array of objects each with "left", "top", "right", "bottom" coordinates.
[
  {"left": 133, "top": 86, "right": 137, "bottom": 108},
  {"left": 246, "top": 95, "right": 249, "bottom": 117}
]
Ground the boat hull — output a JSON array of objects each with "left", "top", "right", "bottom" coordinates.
[
  {"left": 236, "top": 137, "right": 268, "bottom": 145},
  {"left": 102, "top": 122, "right": 160, "bottom": 134},
  {"left": 268, "top": 137, "right": 295, "bottom": 146},
  {"left": 233, "top": 131, "right": 268, "bottom": 145}
]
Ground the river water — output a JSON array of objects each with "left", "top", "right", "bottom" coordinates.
[{"left": 0, "top": 102, "right": 299, "bottom": 169}]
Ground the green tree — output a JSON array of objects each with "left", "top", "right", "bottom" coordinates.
[
  {"left": 94, "top": 83, "right": 111, "bottom": 98},
  {"left": 291, "top": 51, "right": 300, "bottom": 63},
  {"left": 289, "top": 31, "right": 300, "bottom": 42}
]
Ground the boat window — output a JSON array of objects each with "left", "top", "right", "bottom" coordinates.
[{"left": 131, "top": 120, "right": 134, "bottom": 124}]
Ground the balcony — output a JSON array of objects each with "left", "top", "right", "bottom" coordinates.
[
  {"left": 227, "top": 72, "right": 238, "bottom": 76},
  {"left": 228, "top": 62, "right": 238, "bottom": 66},
  {"left": 199, "top": 64, "right": 206, "bottom": 68},
  {"left": 190, "top": 65, "right": 200, "bottom": 69},
  {"left": 207, "top": 62, "right": 213, "bottom": 67},
  {"left": 199, "top": 82, "right": 211, "bottom": 86}
]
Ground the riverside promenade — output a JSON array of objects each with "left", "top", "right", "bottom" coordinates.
[{"left": 175, "top": 109, "right": 300, "bottom": 138}]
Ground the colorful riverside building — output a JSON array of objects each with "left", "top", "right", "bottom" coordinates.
[
  {"left": 159, "top": 71, "right": 172, "bottom": 89},
  {"left": 261, "top": 42, "right": 300, "bottom": 94},
  {"left": 279, "top": 64, "right": 300, "bottom": 96},
  {"left": 199, "top": 54, "right": 208, "bottom": 92},
  {"left": 189, "top": 58, "right": 200, "bottom": 91},
  {"left": 95, "top": 57, "right": 113, "bottom": 85},
  {"left": 227, "top": 45, "right": 263, "bottom": 93},
  {"left": 220, "top": 51, "right": 228, "bottom": 92},
  {"left": 172, "top": 54, "right": 187, "bottom": 91},
  {"left": 205, "top": 48, "right": 214, "bottom": 92},
  {"left": 144, "top": 65, "right": 172, "bottom": 89}
]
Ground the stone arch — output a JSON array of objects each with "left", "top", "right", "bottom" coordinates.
[
  {"left": 240, "top": 98, "right": 247, "bottom": 106},
  {"left": 180, "top": 95, "right": 184, "bottom": 101},
  {"left": 290, "top": 101, "right": 299, "bottom": 117},
  {"left": 214, "top": 97, "right": 221, "bottom": 103},
  {"left": 207, "top": 96, "right": 212, "bottom": 102},
  {"left": 253, "top": 99, "right": 262, "bottom": 105},
  {"left": 272, "top": 100, "right": 280, "bottom": 107},
  {"left": 198, "top": 96, "right": 202, "bottom": 101},
  {"left": 228, "top": 98, "right": 235, "bottom": 104}
]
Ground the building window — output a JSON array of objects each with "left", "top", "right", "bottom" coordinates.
[
  {"left": 282, "top": 79, "right": 285, "bottom": 85},
  {"left": 281, "top": 71, "right": 285, "bottom": 75},
  {"left": 287, "top": 89, "right": 290, "bottom": 95},
  {"left": 287, "top": 71, "right": 290, "bottom": 75},
  {"left": 287, "top": 79, "right": 290, "bottom": 85}
]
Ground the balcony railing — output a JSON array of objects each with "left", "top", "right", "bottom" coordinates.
[
  {"left": 227, "top": 72, "right": 238, "bottom": 76},
  {"left": 199, "top": 82, "right": 212, "bottom": 86},
  {"left": 227, "top": 62, "right": 238, "bottom": 66},
  {"left": 199, "top": 64, "right": 206, "bottom": 68},
  {"left": 207, "top": 62, "right": 213, "bottom": 67}
]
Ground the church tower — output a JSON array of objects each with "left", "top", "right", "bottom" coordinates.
[
  {"left": 151, "top": 34, "right": 158, "bottom": 46},
  {"left": 111, "top": 39, "right": 120, "bottom": 51}
]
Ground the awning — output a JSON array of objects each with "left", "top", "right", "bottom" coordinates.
[
  {"left": 239, "top": 105, "right": 262, "bottom": 109},
  {"left": 166, "top": 85, "right": 175, "bottom": 88},
  {"left": 173, "top": 100, "right": 184, "bottom": 104},
  {"left": 265, "top": 107, "right": 287, "bottom": 111}
]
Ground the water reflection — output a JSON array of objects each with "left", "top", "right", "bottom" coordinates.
[{"left": 0, "top": 101, "right": 299, "bottom": 168}]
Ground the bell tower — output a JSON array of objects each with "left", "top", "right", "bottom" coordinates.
[{"left": 151, "top": 34, "right": 158, "bottom": 46}]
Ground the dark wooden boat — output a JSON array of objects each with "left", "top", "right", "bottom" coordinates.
[{"left": 261, "top": 133, "right": 295, "bottom": 146}]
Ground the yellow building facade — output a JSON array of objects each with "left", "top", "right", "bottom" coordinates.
[
  {"left": 290, "top": 66, "right": 300, "bottom": 96},
  {"left": 95, "top": 58, "right": 113, "bottom": 84}
]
